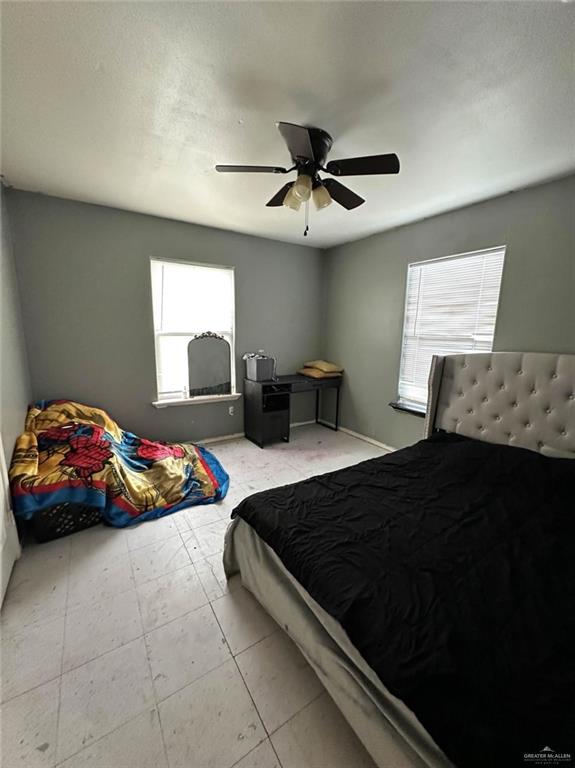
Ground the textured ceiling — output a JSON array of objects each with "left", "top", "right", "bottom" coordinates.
[{"left": 2, "top": 2, "right": 574, "bottom": 248}]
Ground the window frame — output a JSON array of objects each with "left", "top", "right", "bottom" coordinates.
[
  {"left": 393, "top": 245, "right": 506, "bottom": 415},
  {"left": 149, "top": 257, "right": 240, "bottom": 408}
]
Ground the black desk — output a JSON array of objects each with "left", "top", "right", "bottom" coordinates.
[{"left": 243, "top": 374, "right": 342, "bottom": 448}]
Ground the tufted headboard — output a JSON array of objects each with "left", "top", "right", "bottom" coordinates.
[{"left": 424, "top": 352, "right": 575, "bottom": 459}]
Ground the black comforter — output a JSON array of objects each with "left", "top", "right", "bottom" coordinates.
[{"left": 233, "top": 432, "right": 575, "bottom": 767}]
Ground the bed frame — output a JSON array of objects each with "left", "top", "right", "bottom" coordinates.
[{"left": 224, "top": 352, "right": 575, "bottom": 768}]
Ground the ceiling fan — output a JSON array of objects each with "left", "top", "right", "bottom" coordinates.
[{"left": 215, "top": 122, "right": 400, "bottom": 222}]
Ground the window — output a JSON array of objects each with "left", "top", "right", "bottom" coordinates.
[
  {"left": 397, "top": 246, "right": 505, "bottom": 412},
  {"left": 151, "top": 259, "right": 236, "bottom": 403}
]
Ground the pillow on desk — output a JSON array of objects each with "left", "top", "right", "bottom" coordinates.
[
  {"left": 298, "top": 367, "right": 342, "bottom": 379},
  {"left": 303, "top": 360, "right": 344, "bottom": 374}
]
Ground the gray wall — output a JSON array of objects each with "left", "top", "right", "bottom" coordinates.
[
  {"left": 6, "top": 176, "right": 574, "bottom": 449},
  {"left": 1, "top": 188, "right": 31, "bottom": 464},
  {"left": 322, "top": 174, "right": 575, "bottom": 449},
  {"left": 6, "top": 191, "right": 323, "bottom": 442}
]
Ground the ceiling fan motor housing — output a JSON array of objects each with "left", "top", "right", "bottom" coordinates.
[{"left": 305, "top": 127, "right": 333, "bottom": 168}]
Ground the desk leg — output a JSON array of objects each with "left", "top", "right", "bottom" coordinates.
[
  {"left": 284, "top": 399, "right": 291, "bottom": 442},
  {"left": 317, "top": 387, "right": 340, "bottom": 432}
]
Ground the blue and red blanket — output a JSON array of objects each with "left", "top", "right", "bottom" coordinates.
[{"left": 9, "top": 400, "right": 229, "bottom": 527}]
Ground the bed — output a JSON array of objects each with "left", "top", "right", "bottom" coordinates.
[{"left": 223, "top": 352, "right": 575, "bottom": 768}]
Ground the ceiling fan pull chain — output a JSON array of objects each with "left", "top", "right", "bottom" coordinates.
[{"left": 303, "top": 199, "right": 309, "bottom": 237}]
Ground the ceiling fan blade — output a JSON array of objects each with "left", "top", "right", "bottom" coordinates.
[
  {"left": 325, "top": 153, "right": 400, "bottom": 177},
  {"left": 215, "top": 165, "right": 288, "bottom": 174},
  {"left": 323, "top": 179, "right": 365, "bottom": 210},
  {"left": 266, "top": 182, "right": 293, "bottom": 207},
  {"left": 277, "top": 122, "right": 315, "bottom": 162}
]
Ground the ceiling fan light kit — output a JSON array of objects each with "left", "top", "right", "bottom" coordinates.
[
  {"left": 292, "top": 172, "right": 313, "bottom": 202},
  {"left": 215, "top": 122, "right": 400, "bottom": 235},
  {"left": 283, "top": 186, "right": 301, "bottom": 211},
  {"left": 312, "top": 184, "right": 332, "bottom": 210}
]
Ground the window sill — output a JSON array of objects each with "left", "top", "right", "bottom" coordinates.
[
  {"left": 389, "top": 401, "right": 426, "bottom": 418},
  {"left": 152, "top": 393, "right": 242, "bottom": 409}
]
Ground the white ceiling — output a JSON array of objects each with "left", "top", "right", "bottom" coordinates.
[{"left": 2, "top": 2, "right": 574, "bottom": 249}]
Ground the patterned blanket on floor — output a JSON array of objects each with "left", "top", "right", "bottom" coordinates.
[{"left": 9, "top": 400, "right": 229, "bottom": 527}]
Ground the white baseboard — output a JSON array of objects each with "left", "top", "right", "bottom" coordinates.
[
  {"left": 199, "top": 431, "right": 244, "bottom": 445},
  {"left": 317, "top": 420, "right": 396, "bottom": 453},
  {"left": 199, "top": 421, "right": 396, "bottom": 453},
  {"left": 341, "top": 427, "right": 396, "bottom": 453},
  {"left": 199, "top": 420, "right": 316, "bottom": 445}
]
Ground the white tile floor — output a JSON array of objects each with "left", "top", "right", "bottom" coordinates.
[{"left": 1, "top": 425, "right": 387, "bottom": 768}]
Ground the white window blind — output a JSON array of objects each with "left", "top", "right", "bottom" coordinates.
[
  {"left": 398, "top": 246, "right": 505, "bottom": 410},
  {"left": 150, "top": 259, "right": 235, "bottom": 400}
]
